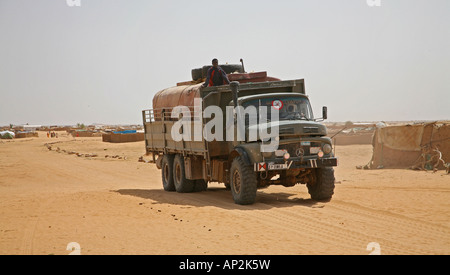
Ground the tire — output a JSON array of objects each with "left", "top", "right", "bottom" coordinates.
[
  {"left": 161, "top": 154, "right": 175, "bottom": 191},
  {"left": 191, "top": 68, "right": 203, "bottom": 81},
  {"left": 201, "top": 64, "right": 244, "bottom": 79},
  {"left": 307, "top": 167, "right": 335, "bottom": 201},
  {"left": 193, "top": 179, "right": 208, "bottom": 192},
  {"left": 229, "top": 156, "right": 257, "bottom": 205},
  {"left": 173, "top": 154, "right": 195, "bottom": 193}
]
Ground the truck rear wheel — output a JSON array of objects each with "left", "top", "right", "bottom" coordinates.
[
  {"left": 173, "top": 154, "right": 195, "bottom": 193},
  {"left": 307, "top": 167, "right": 335, "bottom": 201},
  {"left": 161, "top": 154, "right": 175, "bottom": 191},
  {"left": 230, "top": 156, "right": 257, "bottom": 205}
]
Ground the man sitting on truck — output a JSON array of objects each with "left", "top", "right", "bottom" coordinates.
[{"left": 201, "top": 58, "right": 230, "bottom": 88}]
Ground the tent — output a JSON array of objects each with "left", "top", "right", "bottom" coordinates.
[
  {"left": 0, "top": 131, "right": 15, "bottom": 139},
  {"left": 363, "top": 122, "right": 449, "bottom": 171}
]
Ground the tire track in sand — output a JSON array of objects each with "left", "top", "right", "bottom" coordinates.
[
  {"left": 257, "top": 193, "right": 450, "bottom": 254},
  {"left": 174, "top": 190, "right": 447, "bottom": 254},
  {"left": 172, "top": 191, "right": 376, "bottom": 254},
  {"left": 324, "top": 200, "right": 450, "bottom": 254},
  {"left": 20, "top": 198, "right": 55, "bottom": 255}
]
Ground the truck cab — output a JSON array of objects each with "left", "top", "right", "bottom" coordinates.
[{"left": 224, "top": 88, "right": 337, "bottom": 204}]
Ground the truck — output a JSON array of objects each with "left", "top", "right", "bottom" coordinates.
[{"left": 142, "top": 64, "right": 337, "bottom": 205}]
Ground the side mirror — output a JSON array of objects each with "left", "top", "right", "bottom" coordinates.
[{"left": 322, "top": 106, "right": 328, "bottom": 120}]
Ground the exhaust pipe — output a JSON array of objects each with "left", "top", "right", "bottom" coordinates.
[
  {"left": 230, "top": 81, "right": 240, "bottom": 108},
  {"left": 240, "top": 58, "right": 246, "bottom": 73}
]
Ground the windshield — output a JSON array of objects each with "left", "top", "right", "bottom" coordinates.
[{"left": 241, "top": 96, "right": 314, "bottom": 122}]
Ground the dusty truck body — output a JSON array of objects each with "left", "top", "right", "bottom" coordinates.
[{"left": 142, "top": 68, "right": 337, "bottom": 205}]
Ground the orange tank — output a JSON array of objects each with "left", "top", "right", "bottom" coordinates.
[{"left": 152, "top": 84, "right": 202, "bottom": 120}]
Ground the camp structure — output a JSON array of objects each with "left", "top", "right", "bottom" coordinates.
[
  {"left": 0, "top": 131, "right": 15, "bottom": 139},
  {"left": 68, "top": 129, "right": 102, "bottom": 137},
  {"left": 102, "top": 130, "right": 144, "bottom": 143},
  {"left": 363, "top": 122, "right": 449, "bottom": 171},
  {"left": 15, "top": 131, "right": 39, "bottom": 138}
]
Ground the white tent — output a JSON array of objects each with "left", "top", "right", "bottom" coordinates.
[{"left": 0, "top": 131, "right": 15, "bottom": 139}]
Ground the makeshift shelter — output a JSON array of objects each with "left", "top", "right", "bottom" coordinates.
[
  {"left": 0, "top": 131, "right": 15, "bottom": 139},
  {"left": 102, "top": 132, "right": 144, "bottom": 143},
  {"left": 23, "top": 125, "right": 41, "bottom": 131},
  {"left": 15, "top": 131, "right": 38, "bottom": 138},
  {"left": 364, "top": 122, "right": 450, "bottom": 170},
  {"left": 69, "top": 129, "right": 101, "bottom": 137}
]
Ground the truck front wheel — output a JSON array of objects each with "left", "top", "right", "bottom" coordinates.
[
  {"left": 173, "top": 154, "right": 195, "bottom": 193},
  {"left": 230, "top": 156, "right": 257, "bottom": 205},
  {"left": 307, "top": 167, "right": 335, "bottom": 201}
]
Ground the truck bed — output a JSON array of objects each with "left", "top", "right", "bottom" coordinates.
[{"left": 143, "top": 79, "right": 306, "bottom": 158}]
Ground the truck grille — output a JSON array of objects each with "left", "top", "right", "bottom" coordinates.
[
  {"left": 303, "top": 127, "right": 319, "bottom": 133},
  {"left": 278, "top": 142, "right": 321, "bottom": 157},
  {"left": 279, "top": 127, "right": 294, "bottom": 135}
]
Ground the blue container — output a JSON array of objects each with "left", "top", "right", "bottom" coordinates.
[{"left": 113, "top": 130, "right": 137, "bottom": 134}]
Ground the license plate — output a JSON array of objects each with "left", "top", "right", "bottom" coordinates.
[
  {"left": 310, "top": 147, "right": 321, "bottom": 154},
  {"left": 269, "top": 163, "right": 288, "bottom": 170}
]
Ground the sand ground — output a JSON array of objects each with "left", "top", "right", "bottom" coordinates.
[{"left": 0, "top": 131, "right": 449, "bottom": 255}]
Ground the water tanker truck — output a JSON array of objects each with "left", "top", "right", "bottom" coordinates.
[{"left": 142, "top": 63, "right": 337, "bottom": 205}]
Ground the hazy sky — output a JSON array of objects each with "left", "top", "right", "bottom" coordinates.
[{"left": 0, "top": 0, "right": 449, "bottom": 126}]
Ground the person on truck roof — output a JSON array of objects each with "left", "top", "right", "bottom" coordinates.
[{"left": 201, "top": 58, "right": 230, "bottom": 88}]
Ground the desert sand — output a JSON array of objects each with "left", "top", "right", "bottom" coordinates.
[{"left": 0, "top": 131, "right": 449, "bottom": 255}]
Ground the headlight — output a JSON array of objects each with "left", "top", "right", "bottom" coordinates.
[
  {"left": 322, "top": 144, "right": 332, "bottom": 154},
  {"left": 275, "top": 149, "right": 287, "bottom": 157}
]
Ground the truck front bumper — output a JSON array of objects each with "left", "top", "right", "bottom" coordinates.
[{"left": 254, "top": 157, "right": 338, "bottom": 172}]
